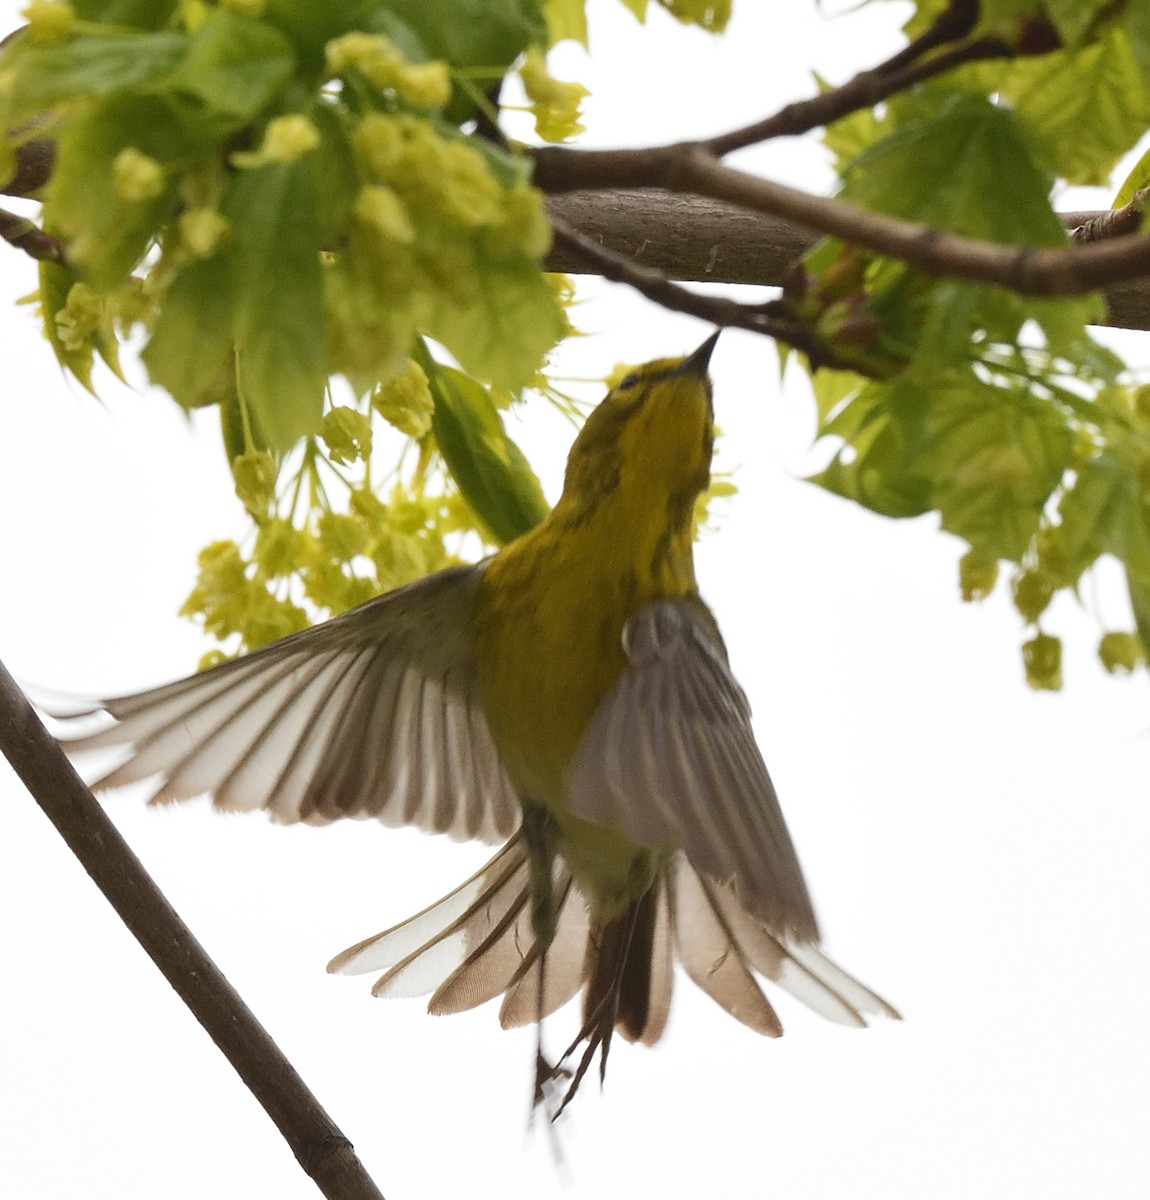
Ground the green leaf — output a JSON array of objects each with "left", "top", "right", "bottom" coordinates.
[
  {"left": 310, "top": 99, "right": 360, "bottom": 247},
  {"left": 1126, "top": 575, "right": 1150, "bottom": 669},
  {"left": 424, "top": 253, "right": 565, "bottom": 391},
  {"left": 656, "top": 0, "right": 729, "bottom": 33},
  {"left": 810, "top": 369, "right": 866, "bottom": 429},
  {"left": 1042, "top": 0, "right": 1111, "bottom": 46},
  {"left": 225, "top": 162, "right": 328, "bottom": 448},
  {"left": 1, "top": 32, "right": 187, "bottom": 123},
  {"left": 913, "top": 377, "right": 1074, "bottom": 562},
  {"left": 142, "top": 250, "right": 238, "bottom": 412},
  {"left": 261, "top": 0, "right": 382, "bottom": 64},
  {"left": 1124, "top": 3, "right": 1150, "bottom": 86},
  {"left": 423, "top": 355, "right": 549, "bottom": 544},
  {"left": 46, "top": 95, "right": 193, "bottom": 290},
  {"left": 842, "top": 93, "right": 1065, "bottom": 245},
  {"left": 1112, "top": 142, "right": 1150, "bottom": 210},
  {"left": 544, "top": 0, "right": 588, "bottom": 45},
  {"left": 70, "top": 0, "right": 177, "bottom": 29},
  {"left": 378, "top": 0, "right": 545, "bottom": 69},
  {"left": 821, "top": 95, "right": 886, "bottom": 174},
  {"left": 810, "top": 379, "right": 933, "bottom": 519},
  {"left": 1059, "top": 450, "right": 1150, "bottom": 585},
  {"left": 1002, "top": 26, "right": 1150, "bottom": 185},
  {"left": 145, "top": 160, "right": 328, "bottom": 449},
  {"left": 163, "top": 10, "right": 295, "bottom": 123}
]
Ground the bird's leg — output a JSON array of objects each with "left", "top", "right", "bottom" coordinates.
[{"left": 519, "top": 801, "right": 564, "bottom": 1112}]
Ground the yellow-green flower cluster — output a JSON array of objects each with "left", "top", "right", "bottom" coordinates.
[
  {"left": 353, "top": 112, "right": 504, "bottom": 228},
  {"left": 1098, "top": 631, "right": 1143, "bottom": 674},
  {"left": 321, "top": 406, "right": 373, "bottom": 466},
  {"left": 232, "top": 450, "right": 277, "bottom": 518},
  {"left": 185, "top": 384, "right": 484, "bottom": 656},
  {"left": 325, "top": 32, "right": 451, "bottom": 109},
  {"left": 958, "top": 551, "right": 998, "bottom": 602},
  {"left": 353, "top": 185, "right": 415, "bottom": 245},
  {"left": 371, "top": 358, "right": 434, "bottom": 438},
  {"left": 112, "top": 148, "right": 164, "bottom": 203},
  {"left": 232, "top": 114, "right": 321, "bottom": 168},
  {"left": 1022, "top": 632, "right": 1062, "bottom": 691},
  {"left": 181, "top": 539, "right": 310, "bottom": 654},
  {"left": 177, "top": 208, "right": 231, "bottom": 259},
  {"left": 519, "top": 47, "right": 587, "bottom": 143},
  {"left": 54, "top": 282, "right": 108, "bottom": 351}
]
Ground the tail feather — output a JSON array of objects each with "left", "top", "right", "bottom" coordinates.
[
  {"left": 328, "top": 839, "right": 897, "bottom": 1091},
  {"left": 497, "top": 877, "right": 588, "bottom": 1028},
  {"left": 668, "top": 859, "right": 784, "bottom": 1037},
  {"left": 326, "top": 836, "right": 528, "bottom": 994}
]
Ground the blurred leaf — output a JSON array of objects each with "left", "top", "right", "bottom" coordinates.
[
  {"left": 1059, "top": 450, "right": 1150, "bottom": 585},
  {"left": 545, "top": 0, "right": 588, "bottom": 46},
  {"left": 383, "top": 0, "right": 546, "bottom": 68},
  {"left": 1111, "top": 141, "right": 1150, "bottom": 210},
  {"left": 46, "top": 96, "right": 190, "bottom": 290},
  {"left": 164, "top": 10, "right": 295, "bottom": 122},
  {"left": 71, "top": 0, "right": 177, "bottom": 25},
  {"left": 913, "top": 377, "right": 1074, "bottom": 562},
  {"left": 1002, "top": 26, "right": 1150, "bottom": 185},
  {"left": 811, "top": 379, "right": 933, "bottom": 518},
  {"left": 425, "top": 253, "right": 566, "bottom": 391},
  {"left": 424, "top": 356, "right": 549, "bottom": 544},
  {"left": 261, "top": 0, "right": 382, "bottom": 64},
  {"left": 1124, "top": 3, "right": 1150, "bottom": 85},
  {"left": 145, "top": 160, "right": 327, "bottom": 449},
  {"left": 1043, "top": 0, "right": 1111, "bottom": 46},
  {"left": 842, "top": 93, "right": 1065, "bottom": 245},
  {"left": 1, "top": 32, "right": 186, "bottom": 123}
]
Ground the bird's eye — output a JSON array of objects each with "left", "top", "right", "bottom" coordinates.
[{"left": 616, "top": 372, "right": 640, "bottom": 392}]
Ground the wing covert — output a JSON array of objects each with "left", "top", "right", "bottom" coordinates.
[{"left": 566, "top": 597, "right": 819, "bottom": 941}]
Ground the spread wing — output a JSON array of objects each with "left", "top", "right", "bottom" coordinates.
[
  {"left": 51, "top": 563, "right": 520, "bottom": 843},
  {"left": 566, "top": 597, "right": 819, "bottom": 941}
]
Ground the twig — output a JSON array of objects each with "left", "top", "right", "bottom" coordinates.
[
  {"left": 0, "top": 206, "right": 68, "bottom": 264},
  {"left": 0, "top": 660, "right": 387, "bottom": 1200},
  {"left": 549, "top": 215, "right": 852, "bottom": 370},
  {"left": 705, "top": 24, "right": 1009, "bottom": 156}
]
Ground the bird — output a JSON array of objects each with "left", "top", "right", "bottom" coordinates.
[{"left": 54, "top": 331, "right": 898, "bottom": 1110}]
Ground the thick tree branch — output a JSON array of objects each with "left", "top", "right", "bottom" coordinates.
[
  {"left": 544, "top": 191, "right": 1150, "bottom": 333},
  {"left": 0, "top": 661, "right": 386, "bottom": 1200},
  {"left": 535, "top": 146, "right": 1150, "bottom": 303}
]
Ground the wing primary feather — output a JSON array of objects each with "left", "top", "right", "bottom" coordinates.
[
  {"left": 142, "top": 648, "right": 348, "bottom": 807},
  {"left": 291, "top": 644, "right": 392, "bottom": 820}
]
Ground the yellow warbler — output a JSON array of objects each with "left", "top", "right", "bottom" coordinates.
[{"left": 57, "top": 333, "right": 897, "bottom": 1107}]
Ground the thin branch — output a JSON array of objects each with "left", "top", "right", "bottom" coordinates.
[
  {"left": 704, "top": 27, "right": 1009, "bottom": 156},
  {"left": 0, "top": 660, "right": 387, "bottom": 1200},
  {"left": 1067, "top": 187, "right": 1150, "bottom": 242},
  {"left": 549, "top": 215, "right": 854, "bottom": 370},
  {"left": 0, "top": 206, "right": 68, "bottom": 264}
]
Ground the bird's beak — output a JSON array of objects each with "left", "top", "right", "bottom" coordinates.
[{"left": 678, "top": 330, "right": 721, "bottom": 378}]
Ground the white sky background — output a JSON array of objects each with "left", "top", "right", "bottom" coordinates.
[{"left": 2, "top": 2, "right": 1150, "bottom": 1197}]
